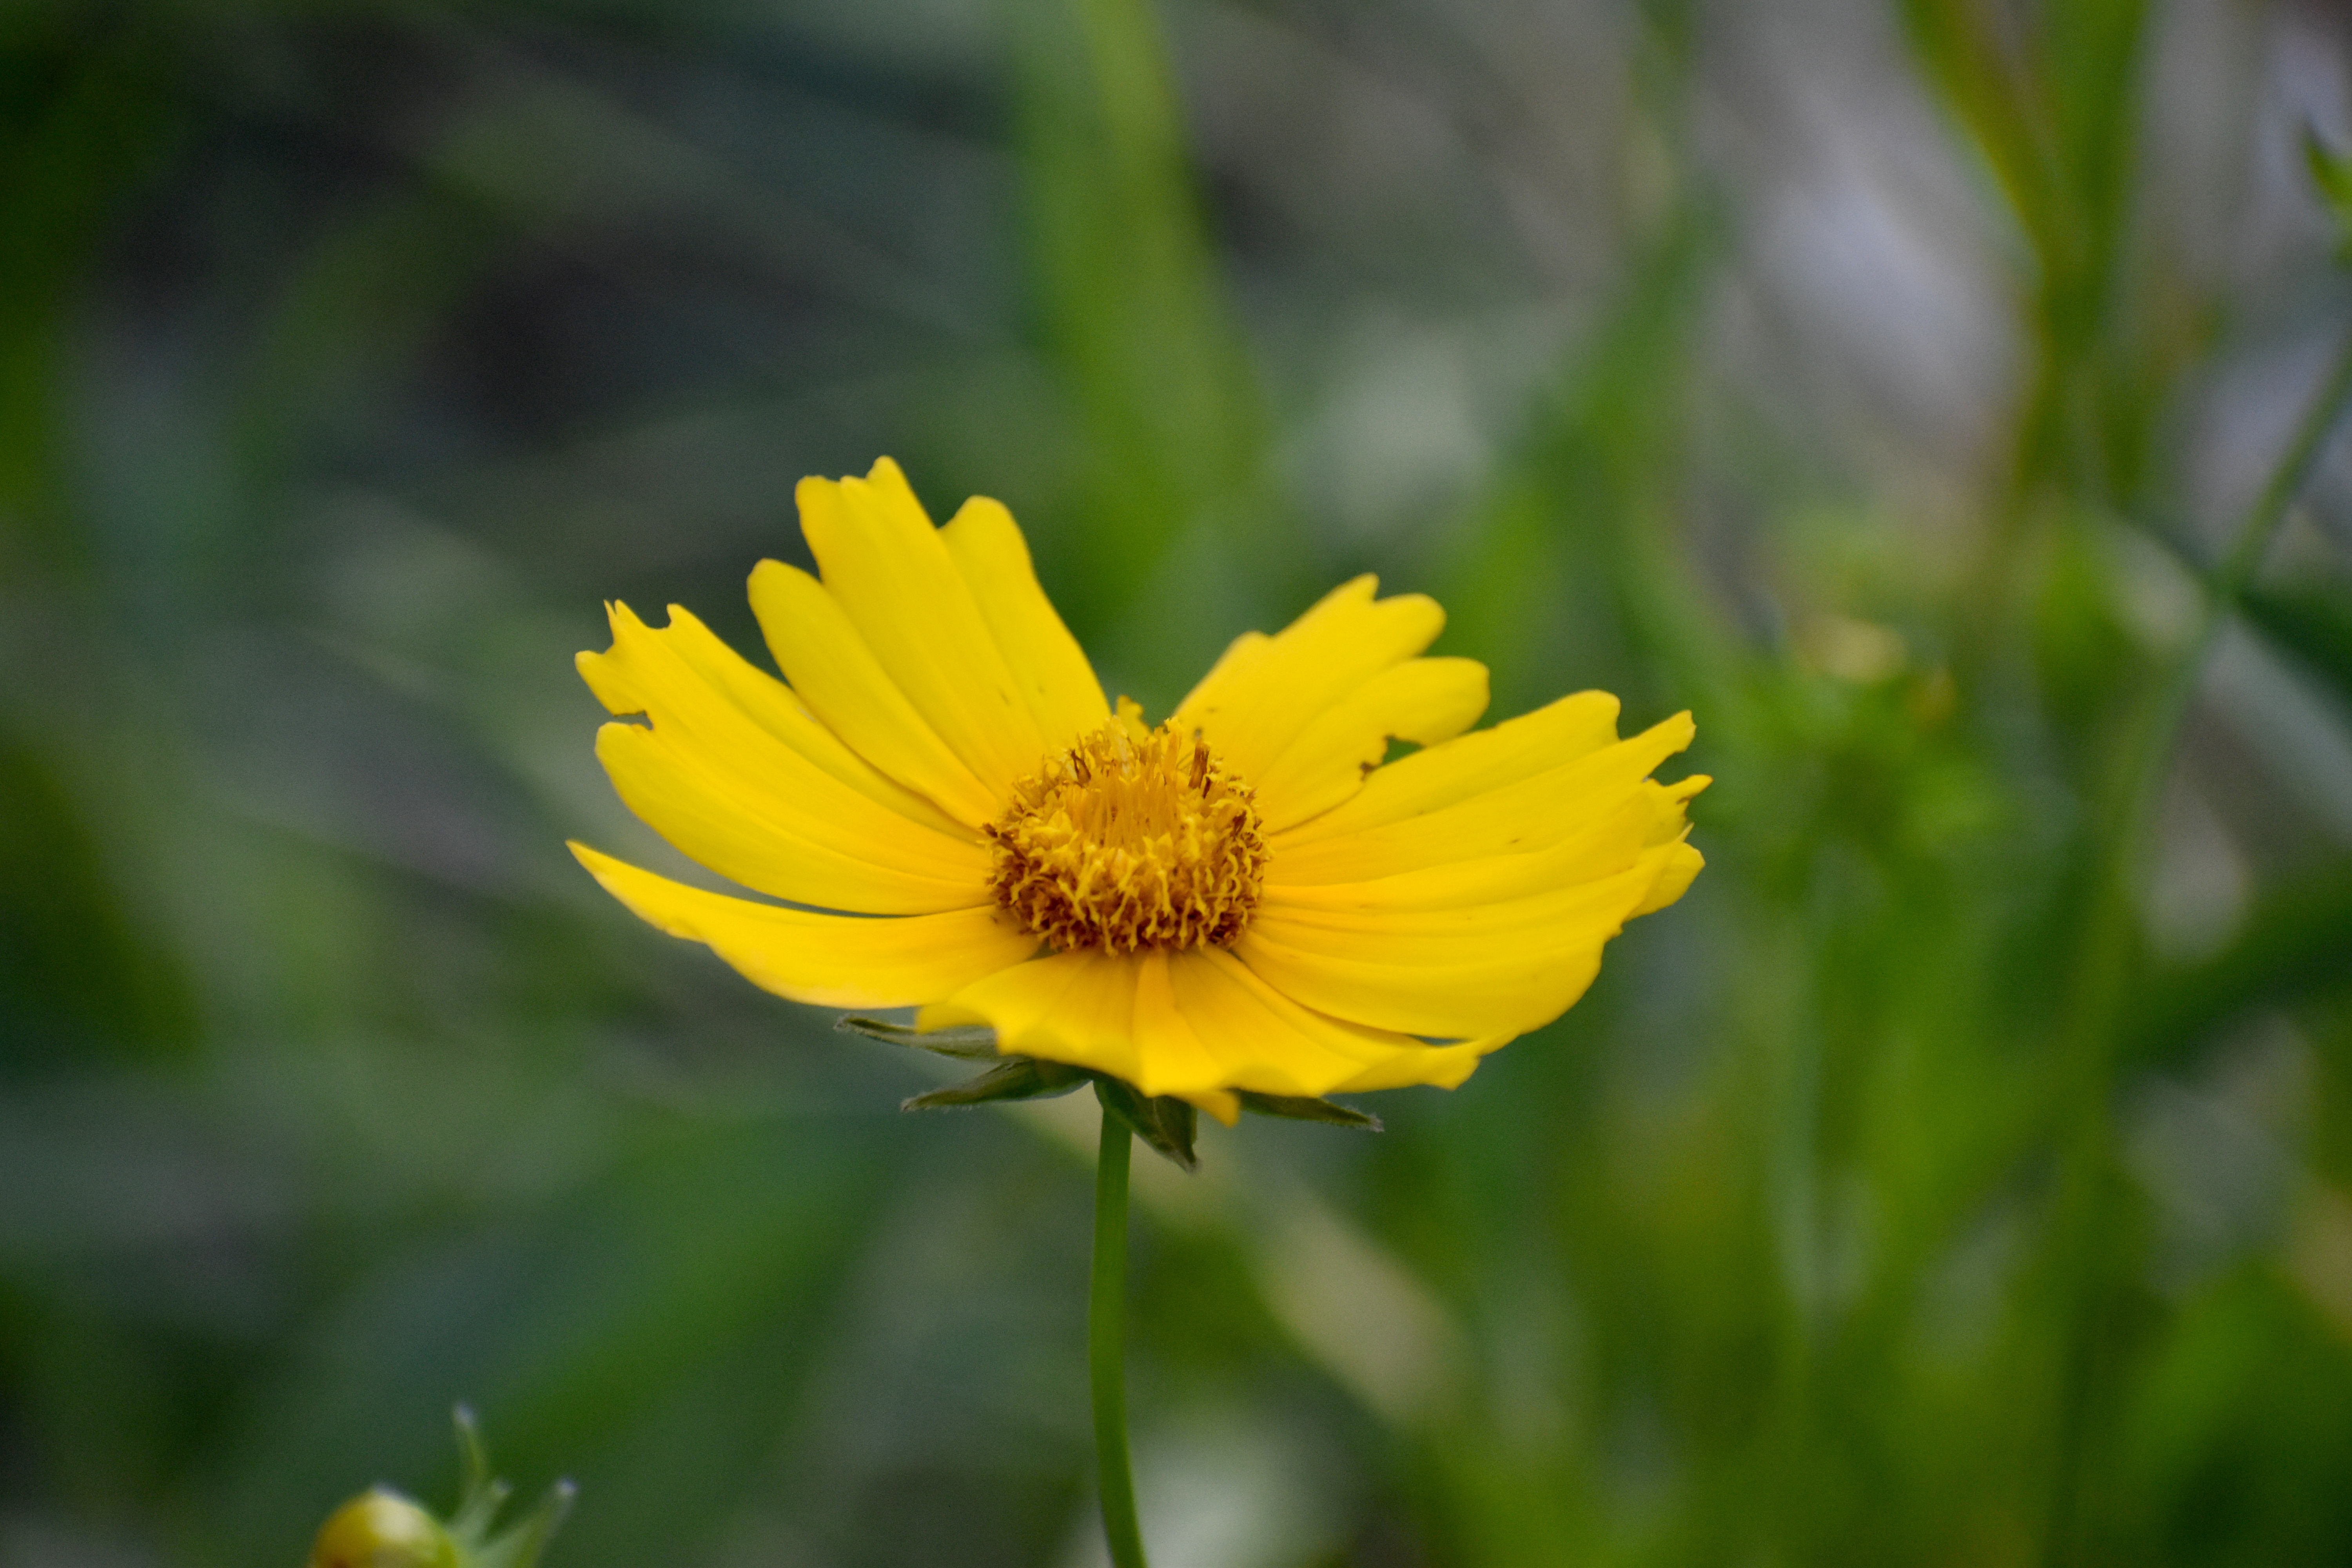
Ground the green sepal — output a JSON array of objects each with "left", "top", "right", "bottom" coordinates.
[
  {"left": 837, "top": 1014, "right": 1002, "bottom": 1061},
  {"left": 445, "top": 1405, "right": 510, "bottom": 1544},
  {"left": 449, "top": 1406, "right": 573, "bottom": 1568},
  {"left": 467, "top": 1482, "right": 574, "bottom": 1568},
  {"left": 2307, "top": 126, "right": 2352, "bottom": 260},
  {"left": 1235, "top": 1090, "right": 1382, "bottom": 1131},
  {"left": 902, "top": 1055, "right": 1091, "bottom": 1110},
  {"left": 1093, "top": 1076, "right": 1199, "bottom": 1172},
  {"left": 844, "top": 1014, "right": 1363, "bottom": 1170}
]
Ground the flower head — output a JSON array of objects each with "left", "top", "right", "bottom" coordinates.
[
  {"left": 572, "top": 458, "right": 1705, "bottom": 1124},
  {"left": 987, "top": 706, "right": 1269, "bottom": 953}
]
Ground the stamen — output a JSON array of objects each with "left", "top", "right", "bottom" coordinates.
[{"left": 987, "top": 714, "right": 1268, "bottom": 953}]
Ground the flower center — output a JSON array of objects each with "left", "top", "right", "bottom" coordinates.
[{"left": 986, "top": 715, "right": 1268, "bottom": 953}]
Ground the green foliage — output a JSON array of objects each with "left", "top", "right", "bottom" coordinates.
[
  {"left": 2306, "top": 129, "right": 2352, "bottom": 260},
  {"left": 2, "top": 1, "right": 2350, "bottom": 1565},
  {"left": 2240, "top": 581, "right": 2352, "bottom": 711}
]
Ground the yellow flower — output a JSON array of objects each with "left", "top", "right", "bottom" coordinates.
[{"left": 571, "top": 458, "right": 1706, "bottom": 1124}]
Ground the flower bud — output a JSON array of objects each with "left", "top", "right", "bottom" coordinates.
[{"left": 308, "top": 1488, "right": 461, "bottom": 1568}]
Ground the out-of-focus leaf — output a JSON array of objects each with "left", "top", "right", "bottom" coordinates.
[
  {"left": 2123, "top": 862, "right": 2352, "bottom": 1069},
  {"left": 0, "top": 33, "right": 174, "bottom": 577},
  {"left": 1235, "top": 1091, "right": 1381, "bottom": 1131},
  {"left": 837, "top": 1014, "right": 1003, "bottom": 1061},
  {"left": 2305, "top": 127, "right": 2352, "bottom": 258},
  {"left": 0, "top": 731, "right": 196, "bottom": 1070},
  {"left": 1091, "top": 1075, "right": 1196, "bottom": 1171},
  {"left": 1900, "top": 0, "right": 2157, "bottom": 494},
  {"left": 901, "top": 1055, "right": 1089, "bottom": 1111},
  {"left": 1009, "top": 0, "right": 1282, "bottom": 671},
  {"left": 2239, "top": 583, "right": 2352, "bottom": 713},
  {"left": 211, "top": 1120, "right": 888, "bottom": 1568}
]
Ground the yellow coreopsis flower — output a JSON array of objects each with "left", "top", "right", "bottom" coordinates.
[{"left": 571, "top": 458, "right": 1705, "bottom": 1124}]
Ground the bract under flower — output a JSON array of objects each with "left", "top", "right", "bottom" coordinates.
[{"left": 571, "top": 458, "right": 1705, "bottom": 1124}]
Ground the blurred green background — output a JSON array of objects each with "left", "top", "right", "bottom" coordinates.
[{"left": 5, "top": 0, "right": 2352, "bottom": 1563}]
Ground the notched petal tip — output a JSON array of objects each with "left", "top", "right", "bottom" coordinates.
[
  {"left": 862, "top": 453, "right": 916, "bottom": 495},
  {"left": 1632, "top": 839, "right": 1704, "bottom": 916}
]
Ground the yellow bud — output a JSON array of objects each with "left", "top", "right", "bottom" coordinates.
[{"left": 308, "top": 1489, "right": 461, "bottom": 1568}]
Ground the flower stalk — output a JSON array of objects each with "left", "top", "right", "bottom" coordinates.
[{"left": 1089, "top": 1094, "right": 1149, "bottom": 1568}]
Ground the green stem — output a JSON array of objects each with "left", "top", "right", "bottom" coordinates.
[
  {"left": 2223, "top": 320, "right": 2352, "bottom": 597},
  {"left": 1090, "top": 1101, "right": 1149, "bottom": 1568},
  {"left": 2059, "top": 321, "right": 2352, "bottom": 1076}
]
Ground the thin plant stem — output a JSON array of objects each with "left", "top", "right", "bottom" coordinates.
[
  {"left": 1089, "top": 1102, "right": 1149, "bottom": 1568},
  {"left": 2221, "top": 320, "right": 2352, "bottom": 594},
  {"left": 2058, "top": 318, "right": 2352, "bottom": 1094}
]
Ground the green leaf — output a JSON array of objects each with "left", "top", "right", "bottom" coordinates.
[
  {"left": 2123, "top": 861, "right": 2352, "bottom": 1069},
  {"left": 2305, "top": 126, "right": 2352, "bottom": 258},
  {"left": 2239, "top": 583, "right": 2352, "bottom": 713},
  {"left": 1009, "top": 0, "right": 1285, "bottom": 685},
  {"left": 1235, "top": 1091, "right": 1383, "bottom": 1131},
  {"left": 901, "top": 1056, "right": 1090, "bottom": 1111},
  {"left": 837, "top": 1014, "right": 1003, "bottom": 1061},
  {"left": 1092, "top": 1076, "right": 1198, "bottom": 1171}
]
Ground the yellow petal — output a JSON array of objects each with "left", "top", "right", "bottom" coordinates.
[
  {"left": 1273, "top": 689, "right": 1626, "bottom": 848},
  {"left": 1181, "top": 628, "right": 1271, "bottom": 708},
  {"left": 592, "top": 601, "right": 973, "bottom": 840},
  {"left": 1632, "top": 838, "right": 1704, "bottom": 916},
  {"left": 919, "top": 948, "right": 1149, "bottom": 1084},
  {"left": 1247, "top": 657, "right": 1490, "bottom": 832},
  {"left": 1651, "top": 773, "right": 1710, "bottom": 837},
  {"left": 1131, "top": 954, "right": 1243, "bottom": 1123},
  {"left": 795, "top": 459, "right": 1047, "bottom": 795},
  {"left": 579, "top": 604, "right": 990, "bottom": 913},
  {"left": 1235, "top": 848, "right": 1680, "bottom": 1038},
  {"left": 594, "top": 725, "right": 986, "bottom": 914},
  {"left": 916, "top": 946, "right": 1476, "bottom": 1107},
  {"left": 1260, "top": 785, "right": 1661, "bottom": 914},
  {"left": 573, "top": 843, "right": 1035, "bottom": 1008},
  {"left": 920, "top": 951, "right": 1251, "bottom": 1122},
  {"left": 1173, "top": 577, "right": 1446, "bottom": 783},
  {"left": 940, "top": 494, "right": 1110, "bottom": 753},
  {"left": 748, "top": 559, "right": 1002, "bottom": 828},
  {"left": 1328, "top": 1036, "right": 1504, "bottom": 1093},
  {"left": 1629, "top": 774, "right": 1709, "bottom": 913},
  {"left": 1158, "top": 947, "right": 1490, "bottom": 1098},
  {"left": 1266, "top": 711, "right": 1697, "bottom": 885}
]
